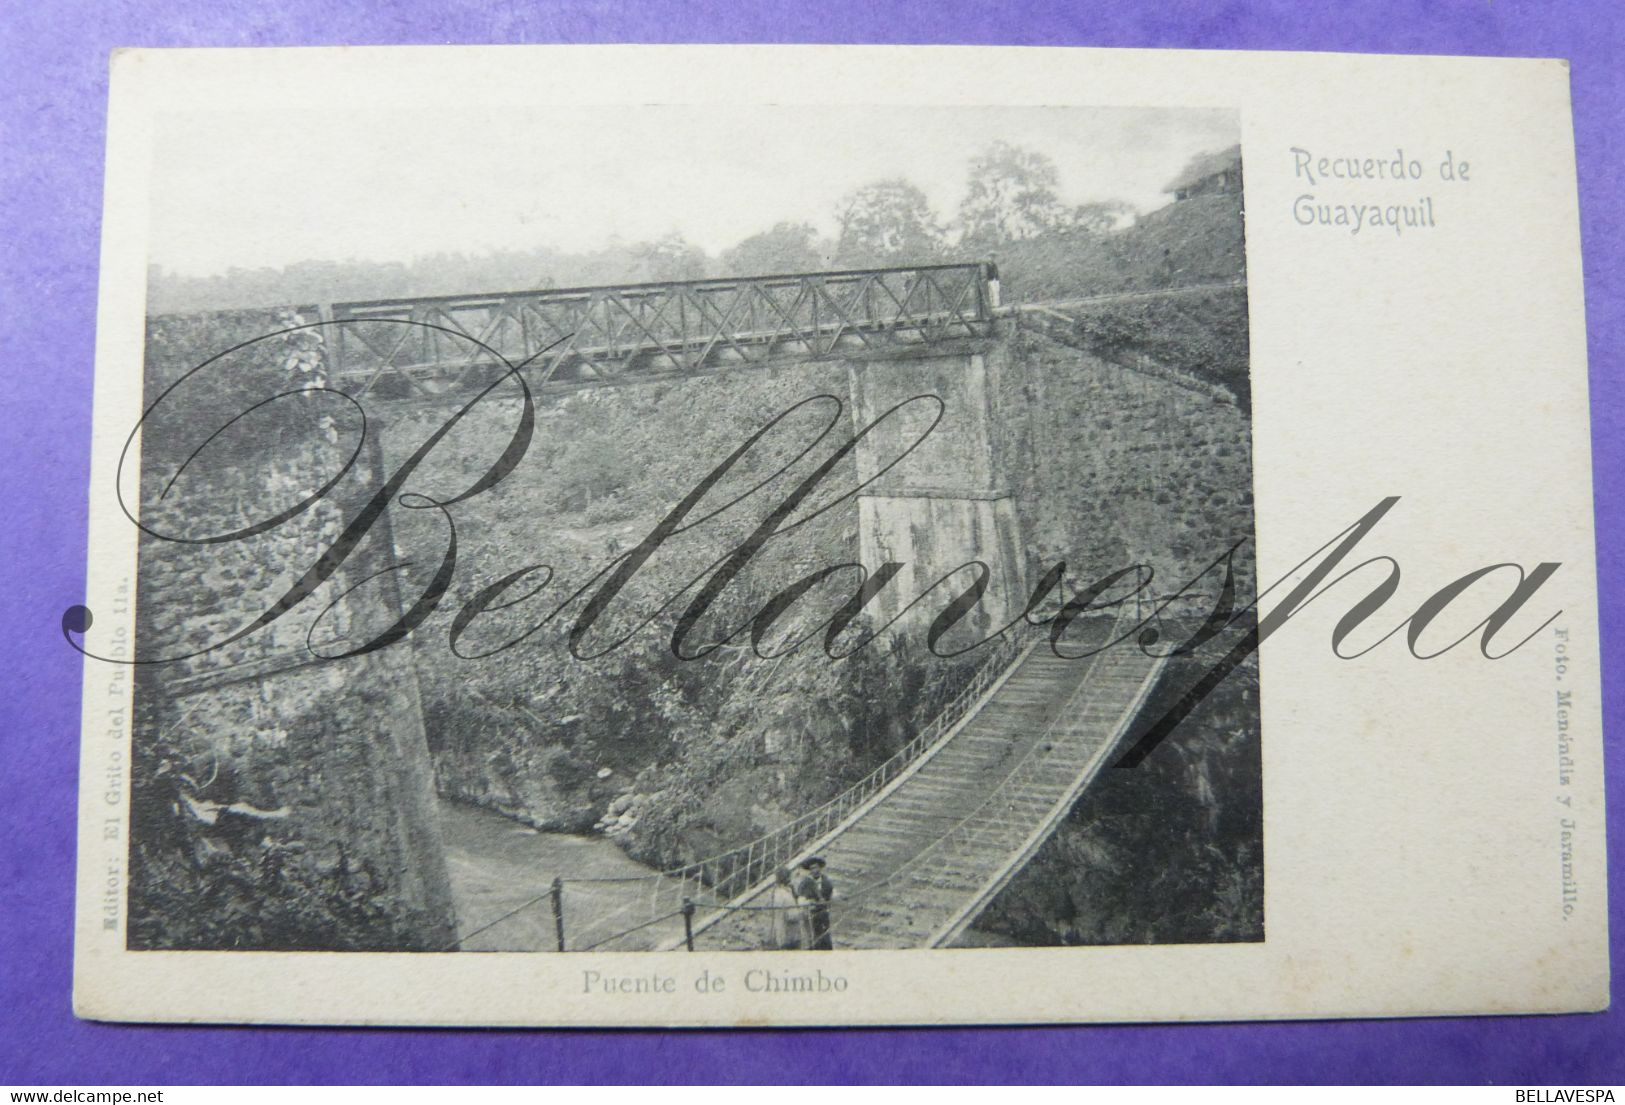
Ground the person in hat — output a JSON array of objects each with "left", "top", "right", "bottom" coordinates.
[{"left": 794, "top": 856, "right": 835, "bottom": 950}]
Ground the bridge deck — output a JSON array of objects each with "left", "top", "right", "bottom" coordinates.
[{"left": 686, "top": 631, "right": 1166, "bottom": 950}]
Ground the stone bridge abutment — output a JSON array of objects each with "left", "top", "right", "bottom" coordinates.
[{"left": 847, "top": 342, "right": 1027, "bottom": 645}]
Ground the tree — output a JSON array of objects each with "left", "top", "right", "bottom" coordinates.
[
  {"left": 957, "top": 141, "right": 1068, "bottom": 248},
  {"left": 720, "top": 222, "right": 826, "bottom": 277},
  {"left": 1060, "top": 200, "right": 1136, "bottom": 236},
  {"left": 832, "top": 179, "right": 945, "bottom": 268},
  {"left": 630, "top": 233, "right": 710, "bottom": 283}
]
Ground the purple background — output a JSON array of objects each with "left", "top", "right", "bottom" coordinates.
[{"left": 1, "top": 0, "right": 1619, "bottom": 1085}]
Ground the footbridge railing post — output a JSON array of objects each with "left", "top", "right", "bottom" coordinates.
[{"left": 550, "top": 876, "right": 566, "bottom": 953}]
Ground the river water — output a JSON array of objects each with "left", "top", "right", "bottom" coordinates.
[
  {"left": 439, "top": 797, "right": 1014, "bottom": 951},
  {"left": 438, "top": 797, "right": 697, "bottom": 952}
]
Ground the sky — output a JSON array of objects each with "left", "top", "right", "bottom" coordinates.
[{"left": 149, "top": 104, "right": 1238, "bottom": 278}]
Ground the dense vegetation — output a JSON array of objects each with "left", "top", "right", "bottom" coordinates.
[
  {"left": 977, "top": 649, "right": 1264, "bottom": 946},
  {"left": 377, "top": 368, "right": 985, "bottom": 870},
  {"left": 129, "top": 673, "right": 445, "bottom": 952}
]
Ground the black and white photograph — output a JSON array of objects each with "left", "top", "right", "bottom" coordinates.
[
  {"left": 58, "top": 41, "right": 1609, "bottom": 1034},
  {"left": 123, "top": 102, "right": 1263, "bottom": 956}
]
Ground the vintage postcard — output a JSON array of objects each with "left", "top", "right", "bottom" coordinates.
[{"left": 71, "top": 44, "right": 1606, "bottom": 1025}]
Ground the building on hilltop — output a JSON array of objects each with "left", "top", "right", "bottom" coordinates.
[{"left": 1164, "top": 145, "right": 1243, "bottom": 202}]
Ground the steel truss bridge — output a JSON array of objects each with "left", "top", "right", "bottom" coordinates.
[{"left": 320, "top": 262, "right": 998, "bottom": 400}]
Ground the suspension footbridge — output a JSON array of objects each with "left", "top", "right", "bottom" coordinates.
[{"left": 450, "top": 608, "right": 1169, "bottom": 953}]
